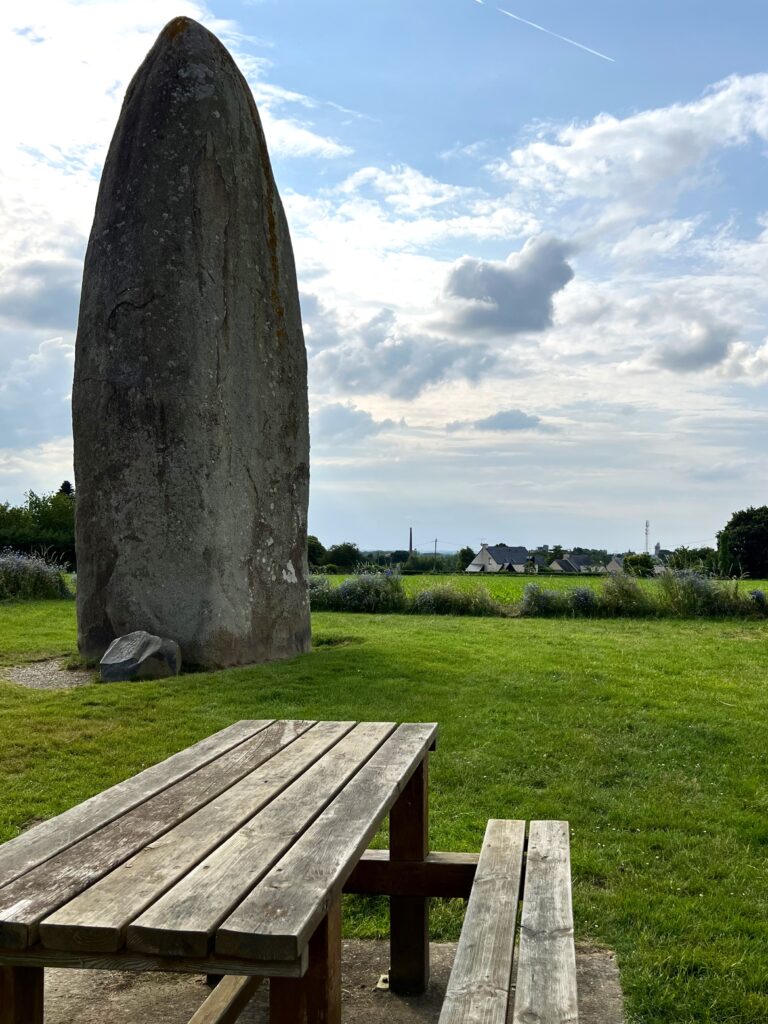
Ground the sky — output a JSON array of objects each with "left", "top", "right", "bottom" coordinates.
[{"left": 2, "top": 1, "right": 768, "bottom": 554}]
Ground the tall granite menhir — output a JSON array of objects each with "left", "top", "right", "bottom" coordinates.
[{"left": 73, "top": 17, "right": 311, "bottom": 667}]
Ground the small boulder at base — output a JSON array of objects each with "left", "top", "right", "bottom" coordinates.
[{"left": 100, "top": 631, "right": 181, "bottom": 682}]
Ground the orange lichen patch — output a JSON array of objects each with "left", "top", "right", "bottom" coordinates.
[{"left": 163, "top": 16, "right": 193, "bottom": 41}]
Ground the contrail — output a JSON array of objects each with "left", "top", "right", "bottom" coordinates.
[{"left": 493, "top": 6, "right": 615, "bottom": 63}]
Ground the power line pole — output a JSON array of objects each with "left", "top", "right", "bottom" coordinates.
[{"left": 645, "top": 519, "right": 650, "bottom": 554}]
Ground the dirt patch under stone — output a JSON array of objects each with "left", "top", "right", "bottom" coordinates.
[
  {"left": 2, "top": 659, "right": 96, "bottom": 690},
  {"left": 41, "top": 940, "right": 624, "bottom": 1023}
]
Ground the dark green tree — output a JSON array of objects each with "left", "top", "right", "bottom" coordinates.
[
  {"left": 623, "top": 552, "right": 656, "bottom": 577},
  {"left": 0, "top": 490, "right": 76, "bottom": 567},
  {"left": 547, "top": 544, "right": 564, "bottom": 565},
  {"left": 718, "top": 506, "right": 768, "bottom": 578},
  {"left": 668, "top": 546, "right": 718, "bottom": 574},
  {"left": 58, "top": 480, "right": 74, "bottom": 497},
  {"left": 457, "top": 545, "right": 476, "bottom": 570},
  {"left": 307, "top": 534, "right": 327, "bottom": 567},
  {"left": 325, "top": 541, "right": 362, "bottom": 568},
  {"left": 388, "top": 550, "right": 410, "bottom": 565}
]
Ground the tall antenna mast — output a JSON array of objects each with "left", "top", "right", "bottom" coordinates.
[{"left": 645, "top": 519, "right": 650, "bottom": 554}]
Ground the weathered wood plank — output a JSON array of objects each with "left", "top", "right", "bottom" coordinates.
[
  {"left": 303, "top": 897, "right": 342, "bottom": 1024},
  {"left": 127, "top": 722, "right": 397, "bottom": 958},
  {"left": 269, "top": 976, "right": 305, "bottom": 1023},
  {"left": 0, "top": 965, "right": 44, "bottom": 1024},
  {"left": 0, "top": 721, "right": 272, "bottom": 889},
  {"left": 0, "top": 721, "right": 314, "bottom": 949},
  {"left": 390, "top": 756, "right": 430, "bottom": 995},
  {"left": 438, "top": 818, "right": 525, "bottom": 1024},
  {"left": 188, "top": 974, "right": 262, "bottom": 1024},
  {"left": 344, "top": 850, "right": 478, "bottom": 898},
  {"left": 513, "top": 820, "right": 578, "bottom": 1024},
  {"left": 0, "top": 945, "right": 307, "bottom": 978},
  {"left": 216, "top": 722, "right": 439, "bottom": 962},
  {"left": 267, "top": 897, "right": 342, "bottom": 1024},
  {"left": 40, "top": 721, "right": 355, "bottom": 953}
]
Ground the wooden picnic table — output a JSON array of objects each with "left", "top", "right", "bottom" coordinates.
[{"left": 0, "top": 719, "right": 440, "bottom": 1023}]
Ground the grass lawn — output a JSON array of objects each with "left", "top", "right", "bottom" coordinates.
[{"left": 1, "top": 600, "right": 768, "bottom": 1022}]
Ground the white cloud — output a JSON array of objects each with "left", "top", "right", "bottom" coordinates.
[
  {"left": 0, "top": 259, "right": 81, "bottom": 332},
  {"left": 339, "top": 165, "right": 473, "bottom": 215},
  {"left": 610, "top": 218, "right": 700, "bottom": 264},
  {"left": 0, "top": 336, "right": 74, "bottom": 447},
  {"left": 448, "top": 408, "right": 544, "bottom": 432},
  {"left": 312, "top": 403, "right": 399, "bottom": 445},
  {"left": 654, "top": 320, "right": 737, "bottom": 373},
  {"left": 493, "top": 73, "right": 768, "bottom": 204},
  {"left": 440, "top": 236, "right": 575, "bottom": 337},
  {"left": 0, "top": 437, "right": 73, "bottom": 503}
]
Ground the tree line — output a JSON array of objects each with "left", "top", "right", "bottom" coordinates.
[
  {"left": 0, "top": 483, "right": 76, "bottom": 568},
  {"left": 2, "top": 488, "right": 767, "bottom": 579}
]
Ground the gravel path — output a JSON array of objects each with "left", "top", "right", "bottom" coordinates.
[
  {"left": 1, "top": 659, "right": 96, "bottom": 690},
  {"left": 41, "top": 940, "right": 623, "bottom": 1023}
]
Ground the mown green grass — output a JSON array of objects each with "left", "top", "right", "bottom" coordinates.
[{"left": 1, "top": 601, "right": 768, "bottom": 1022}]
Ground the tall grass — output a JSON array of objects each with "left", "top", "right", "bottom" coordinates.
[
  {"left": 0, "top": 549, "right": 71, "bottom": 601},
  {"left": 310, "top": 573, "right": 507, "bottom": 617},
  {"left": 520, "top": 571, "right": 766, "bottom": 620},
  {"left": 311, "top": 571, "right": 768, "bottom": 620}
]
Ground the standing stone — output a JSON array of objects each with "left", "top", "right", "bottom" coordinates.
[{"left": 73, "top": 17, "right": 310, "bottom": 667}]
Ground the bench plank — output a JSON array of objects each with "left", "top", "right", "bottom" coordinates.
[
  {"left": 438, "top": 818, "right": 525, "bottom": 1024},
  {"left": 0, "top": 721, "right": 313, "bottom": 949},
  {"left": 513, "top": 820, "right": 578, "bottom": 1024},
  {"left": 0, "top": 945, "right": 306, "bottom": 978},
  {"left": 215, "top": 722, "right": 439, "bottom": 962},
  {"left": 188, "top": 974, "right": 262, "bottom": 1024},
  {"left": 0, "top": 721, "right": 273, "bottom": 889},
  {"left": 127, "top": 722, "right": 397, "bottom": 958},
  {"left": 344, "top": 850, "right": 478, "bottom": 898},
  {"left": 40, "top": 721, "right": 355, "bottom": 953}
]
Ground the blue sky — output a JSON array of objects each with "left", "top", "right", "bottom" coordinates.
[{"left": 2, "top": 1, "right": 768, "bottom": 554}]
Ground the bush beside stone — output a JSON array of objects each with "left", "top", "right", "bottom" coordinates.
[{"left": 0, "top": 549, "right": 71, "bottom": 601}]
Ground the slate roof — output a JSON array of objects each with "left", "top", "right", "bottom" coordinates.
[
  {"left": 550, "top": 558, "right": 580, "bottom": 573},
  {"left": 564, "top": 553, "right": 593, "bottom": 569},
  {"left": 486, "top": 544, "right": 529, "bottom": 565}
]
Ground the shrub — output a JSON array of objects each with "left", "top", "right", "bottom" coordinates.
[
  {"left": 568, "top": 586, "right": 600, "bottom": 617},
  {"left": 308, "top": 574, "right": 340, "bottom": 610},
  {"left": 599, "top": 573, "right": 654, "bottom": 617},
  {"left": 519, "top": 584, "right": 569, "bottom": 617},
  {"left": 656, "top": 571, "right": 763, "bottom": 618},
  {"left": 410, "top": 584, "right": 506, "bottom": 617},
  {"left": 333, "top": 573, "right": 407, "bottom": 613},
  {"left": 0, "top": 549, "right": 71, "bottom": 601},
  {"left": 352, "top": 561, "right": 390, "bottom": 575}
]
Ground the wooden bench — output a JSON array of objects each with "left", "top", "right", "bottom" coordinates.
[
  {"left": 438, "top": 819, "right": 578, "bottom": 1024},
  {"left": 0, "top": 722, "right": 576, "bottom": 1024}
]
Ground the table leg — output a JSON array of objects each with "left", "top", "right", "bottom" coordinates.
[
  {"left": 270, "top": 896, "right": 342, "bottom": 1024},
  {"left": 389, "top": 755, "right": 430, "bottom": 995},
  {"left": 0, "top": 966, "right": 44, "bottom": 1024},
  {"left": 304, "top": 896, "right": 342, "bottom": 1024}
]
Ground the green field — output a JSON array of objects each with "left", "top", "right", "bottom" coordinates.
[
  {"left": 1, "top": 600, "right": 768, "bottom": 1022},
  {"left": 331, "top": 571, "right": 768, "bottom": 605}
]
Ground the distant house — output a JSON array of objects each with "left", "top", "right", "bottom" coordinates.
[
  {"left": 466, "top": 543, "right": 531, "bottom": 574},
  {"left": 549, "top": 553, "right": 598, "bottom": 574},
  {"left": 606, "top": 556, "right": 624, "bottom": 574},
  {"left": 549, "top": 558, "right": 580, "bottom": 573}
]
